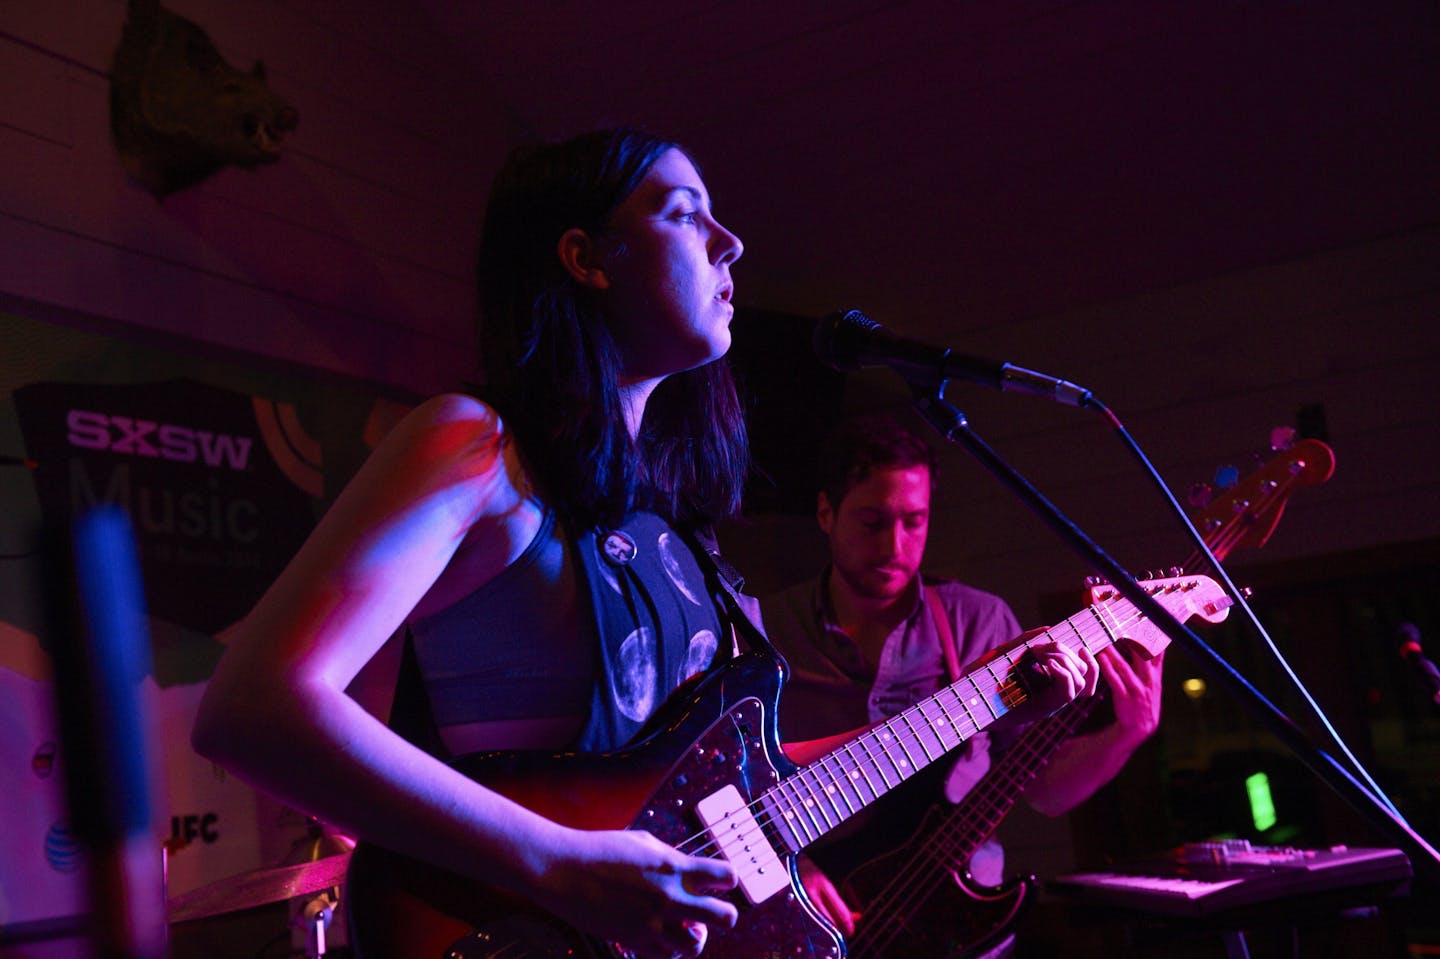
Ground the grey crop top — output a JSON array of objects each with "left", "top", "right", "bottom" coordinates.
[{"left": 402, "top": 507, "right": 725, "bottom": 756}]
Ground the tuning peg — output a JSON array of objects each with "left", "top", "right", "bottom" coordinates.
[
  {"left": 1084, "top": 575, "right": 1105, "bottom": 587},
  {"left": 1270, "top": 425, "right": 1297, "bottom": 451},
  {"left": 1188, "top": 482, "right": 1213, "bottom": 508},
  {"left": 1169, "top": 566, "right": 1184, "bottom": 577}
]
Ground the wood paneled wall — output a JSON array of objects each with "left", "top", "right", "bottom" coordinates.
[{"left": 1, "top": 0, "right": 515, "bottom": 396}]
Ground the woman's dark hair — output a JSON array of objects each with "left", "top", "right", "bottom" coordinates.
[
  {"left": 817, "top": 414, "right": 939, "bottom": 511},
  {"left": 475, "top": 128, "right": 748, "bottom": 529}
]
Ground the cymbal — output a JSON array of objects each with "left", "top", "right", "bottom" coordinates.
[{"left": 167, "top": 851, "right": 352, "bottom": 924}]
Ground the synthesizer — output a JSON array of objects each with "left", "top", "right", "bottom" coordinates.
[{"left": 1046, "top": 840, "right": 1411, "bottom": 916}]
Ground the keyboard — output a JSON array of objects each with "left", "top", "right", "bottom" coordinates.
[{"left": 1046, "top": 841, "right": 1411, "bottom": 916}]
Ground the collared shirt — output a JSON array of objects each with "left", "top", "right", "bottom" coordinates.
[{"left": 762, "top": 568, "right": 1023, "bottom": 885}]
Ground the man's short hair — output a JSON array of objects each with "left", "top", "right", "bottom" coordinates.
[{"left": 817, "top": 414, "right": 939, "bottom": 511}]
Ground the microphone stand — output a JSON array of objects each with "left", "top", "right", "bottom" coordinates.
[{"left": 908, "top": 387, "right": 1440, "bottom": 886}]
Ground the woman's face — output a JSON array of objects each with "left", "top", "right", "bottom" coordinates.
[{"left": 597, "top": 148, "right": 744, "bottom": 382}]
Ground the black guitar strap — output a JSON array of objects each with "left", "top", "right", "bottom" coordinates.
[{"left": 685, "top": 525, "right": 790, "bottom": 680}]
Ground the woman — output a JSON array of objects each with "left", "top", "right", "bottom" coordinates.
[{"left": 193, "top": 128, "right": 747, "bottom": 958}]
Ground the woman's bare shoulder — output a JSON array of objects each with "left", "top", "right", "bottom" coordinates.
[
  {"left": 365, "top": 393, "right": 526, "bottom": 492},
  {"left": 389, "top": 395, "right": 547, "bottom": 615},
  {"left": 389, "top": 392, "right": 505, "bottom": 446},
  {"left": 399, "top": 392, "right": 542, "bottom": 529},
  {"left": 291, "top": 392, "right": 538, "bottom": 575}
]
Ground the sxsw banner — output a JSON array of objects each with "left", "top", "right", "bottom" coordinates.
[
  {"left": 0, "top": 319, "right": 404, "bottom": 938},
  {"left": 15, "top": 378, "right": 318, "bottom": 641}
]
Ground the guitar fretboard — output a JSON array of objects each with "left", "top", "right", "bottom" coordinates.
[{"left": 758, "top": 596, "right": 1138, "bottom": 854}]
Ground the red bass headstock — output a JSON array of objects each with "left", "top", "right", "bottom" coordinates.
[{"left": 1189, "top": 436, "right": 1335, "bottom": 562}]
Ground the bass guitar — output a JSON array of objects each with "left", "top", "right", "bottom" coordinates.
[
  {"left": 839, "top": 435, "right": 1335, "bottom": 959},
  {"left": 346, "top": 575, "right": 1230, "bottom": 959}
]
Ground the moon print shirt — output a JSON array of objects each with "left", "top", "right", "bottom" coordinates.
[
  {"left": 401, "top": 508, "right": 726, "bottom": 758},
  {"left": 571, "top": 511, "right": 726, "bottom": 753}
]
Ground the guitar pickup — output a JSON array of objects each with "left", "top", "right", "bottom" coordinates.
[{"left": 695, "top": 784, "right": 789, "bottom": 904}]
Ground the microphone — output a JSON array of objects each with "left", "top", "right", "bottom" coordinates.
[
  {"left": 1398, "top": 623, "right": 1440, "bottom": 707},
  {"left": 812, "top": 309, "right": 1093, "bottom": 406}
]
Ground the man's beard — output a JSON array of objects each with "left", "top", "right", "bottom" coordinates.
[{"left": 835, "top": 562, "right": 914, "bottom": 602}]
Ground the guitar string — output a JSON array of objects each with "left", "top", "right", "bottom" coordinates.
[
  {"left": 1186, "top": 492, "right": 1250, "bottom": 568},
  {"left": 668, "top": 593, "right": 1182, "bottom": 895}
]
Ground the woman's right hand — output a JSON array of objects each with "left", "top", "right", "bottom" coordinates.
[{"left": 537, "top": 827, "right": 739, "bottom": 958}]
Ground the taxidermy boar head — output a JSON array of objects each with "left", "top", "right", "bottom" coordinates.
[{"left": 109, "top": 0, "right": 299, "bottom": 197}]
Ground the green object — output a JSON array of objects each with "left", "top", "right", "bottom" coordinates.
[{"left": 1246, "top": 771, "right": 1277, "bottom": 832}]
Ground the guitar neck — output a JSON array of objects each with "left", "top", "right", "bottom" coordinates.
[{"left": 759, "top": 599, "right": 1132, "bottom": 854}]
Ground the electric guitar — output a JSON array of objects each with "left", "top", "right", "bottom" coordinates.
[
  {"left": 346, "top": 575, "right": 1231, "bottom": 959},
  {"left": 839, "top": 435, "right": 1336, "bottom": 959}
]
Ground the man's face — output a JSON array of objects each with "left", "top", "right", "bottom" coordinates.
[{"left": 819, "top": 464, "right": 931, "bottom": 602}]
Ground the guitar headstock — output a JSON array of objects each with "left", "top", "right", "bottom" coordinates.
[
  {"left": 1086, "top": 575, "right": 1232, "bottom": 658},
  {"left": 1189, "top": 437, "right": 1335, "bottom": 560}
]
